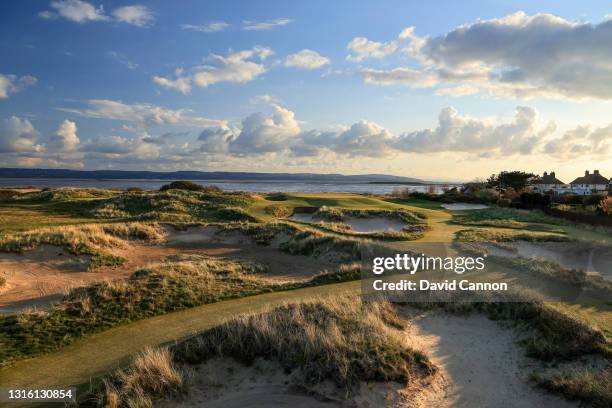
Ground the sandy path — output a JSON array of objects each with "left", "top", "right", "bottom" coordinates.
[{"left": 403, "top": 311, "right": 577, "bottom": 408}]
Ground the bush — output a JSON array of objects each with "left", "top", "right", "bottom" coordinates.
[
  {"left": 596, "top": 198, "right": 611, "bottom": 216},
  {"left": 584, "top": 194, "right": 605, "bottom": 206},
  {"left": 0, "top": 276, "right": 5, "bottom": 288},
  {"left": 518, "top": 192, "right": 551, "bottom": 209},
  {"left": 265, "top": 193, "right": 289, "bottom": 201},
  {"left": 264, "top": 204, "right": 292, "bottom": 218},
  {"left": 159, "top": 181, "right": 220, "bottom": 192}
]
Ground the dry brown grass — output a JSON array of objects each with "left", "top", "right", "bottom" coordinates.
[
  {"left": 81, "top": 297, "right": 435, "bottom": 407},
  {"left": 174, "top": 296, "right": 435, "bottom": 389},
  {"left": 100, "top": 347, "right": 184, "bottom": 408},
  {"left": 0, "top": 222, "right": 166, "bottom": 254}
]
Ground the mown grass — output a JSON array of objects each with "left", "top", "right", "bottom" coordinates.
[
  {"left": 0, "top": 259, "right": 362, "bottom": 366},
  {"left": 79, "top": 296, "right": 436, "bottom": 407}
]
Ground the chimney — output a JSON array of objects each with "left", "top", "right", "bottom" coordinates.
[
  {"left": 551, "top": 171, "right": 555, "bottom": 177},
  {"left": 585, "top": 170, "right": 589, "bottom": 176},
  {"left": 543, "top": 171, "right": 548, "bottom": 176},
  {"left": 594, "top": 170, "right": 599, "bottom": 175}
]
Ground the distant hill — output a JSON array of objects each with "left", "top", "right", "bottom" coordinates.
[{"left": 0, "top": 168, "right": 427, "bottom": 184}]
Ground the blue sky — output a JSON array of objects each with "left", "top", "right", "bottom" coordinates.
[{"left": 1, "top": 1, "right": 611, "bottom": 181}]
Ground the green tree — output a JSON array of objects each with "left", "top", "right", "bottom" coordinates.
[{"left": 487, "top": 171, "right": 537, "bottom": 192}]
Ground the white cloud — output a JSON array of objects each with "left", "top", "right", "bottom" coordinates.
[
  {"left": 292, "top": 121, "right": 395, "bottom": 158},
  {"left": 198, "top": 126, "right": 239, "bottom": 153},
  {"left": 39, "top": 1, "right": 154, "bottom": 27},
  {"left": 153, "top": 47, "right": 272, "bottom": 94},
  {"left": 52, "top": 120, "right": 80, "bottom": 151},
  {"left": 243, "top": 18, "right": 293, "bottom": 31},
  {"left": 352, "top": 12, "right": 612, "bottom": 100},
  {"left": 194, "top": 105, "right": 570, "bottom": 159},
  {"left": 544, "top": 124, "right": 612, "bottom": 159},
  {"left": 346, "top": 37, "right": 398, "bottom": 61},
  {"left": 230, "top": 105, "right": 300, "bottom": 154},
  {"left": 60, "top": 99, "right": 226, "bottom": 128},
  {"left": 0, "top": 74, "right": 37, "bottom": 99},
  {"left": 0, "top": 117, "right": 42, "bottom": 153},
  {"left": 284, "top": 49, "right": 330, "bottom": 70},
  {"left": 250, "top": 94, "right": 280, "bottom": 104},
  {"left": 39, "top": 0, "right": 108, "bottom": 23},
  {"left": 112, "top": 5, "right": 154, "bottom": 27},
  {"left": 394, "top": 106, "right": 551, "bottom": 156},
  {"left": 180, "top": 21, "right": 230, "bottom": 33},
  {"left": 360, "top": 67, "right": 437, "bottom": 88}
]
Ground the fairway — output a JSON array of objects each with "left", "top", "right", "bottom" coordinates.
[{"left": 0, "top": 281, "right": 360, "bottom": 390}]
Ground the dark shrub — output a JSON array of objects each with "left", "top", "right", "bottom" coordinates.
[
  {"left": 159, "top": 181, "right": 221, "bottom": 192},
  {"left": 583, "top": 194, "right": 604, "bottom": 206},
  {"left": 266, "top": 193, "right": 289, "bottom": 201},
  {"left": 519, "top": 192, "right": 551, "bottom": 209}
]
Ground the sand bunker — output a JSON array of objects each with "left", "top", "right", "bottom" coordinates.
[
  {"left": 483, "top": 242, "right": 612, "bottom": 281},
  {"left": 290, "top": 213, "right": 406, "bottom": 233},
  {"left": 159, "top": 358, "right": 414, "bottom": 408},
  {"left": 442, "top": 203, "right": 489, "bottom": 210},
  {"left": 403, "top": 311, "right": 578, "bottom": 408}
]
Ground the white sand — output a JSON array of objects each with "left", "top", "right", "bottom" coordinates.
[{"left": 403, "top": 311, "right": 578, "bottom": 408}]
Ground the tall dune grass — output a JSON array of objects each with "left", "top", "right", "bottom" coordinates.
[{"left": 81, "top": 297, "right": 435, "bottom": 407}]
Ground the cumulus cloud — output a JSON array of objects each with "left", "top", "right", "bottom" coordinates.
[
  {"left": 0, "top": 116, "right": 43, "bottom": 153},
  {"left": 198, "top": 126, "right": 239, "bottom": 153},
  {"left": 292, "top": 121, "right": 395, "bottom": 158},
  {"left": 0, "top": 74, "right": 37, "bottom": 99},
  {"left": 194, "top": 105, "right": 560, "bottom": 159},
  {"left": 81, "top": 135, "right": 159, "bottom": 159},
  {"left": 194, "top": 105, "right": 603, "bottom": 161},
  {"left": 112, "top": 5, "right": 154, "bottom": 27},
  {"left": 60, "top": 99, "right": 226, "bottom": 128},
  {"left": 51, "top": 120, "right": 80, "bottom": 151},
  {"left": 352, "top": 12, "right": 612, "bottom": 100},
  {"left": 360, "top": 67, "right": 437, "bottom": 88},
  {"left": 544, "top": 124, "right": 612, "bottom": 159},
  {"left": 180, "top": 21, "right": 230, "bottom": 33},
  {"left": 39, "top": 0, "right": 108, "bottom": 23},
  {"left": 40, "top": 1, "right": 154, "bottom": 27},
  {"left": 394, "top": 106, "right": 553, "bottom": 156},
  {"left": 153, "top": 47, "right": 272, "bottom": 94},
  {"left": 242, "top": 18, "right": 293, "bottom": 31},
  {"left": 284, "top": 49, "right": 330, "bottom": 70},
  {"left": 230, "top": 105, "right": 301, "bottom": 154},
  {"left": 346, "top": 37, "right": 398, "bottom": 61}
]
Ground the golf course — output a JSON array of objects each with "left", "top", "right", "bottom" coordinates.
[{"left": 0, "top": 185, "right": 610, "bottom": 407}]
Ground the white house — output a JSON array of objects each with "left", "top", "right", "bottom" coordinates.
[
  {"left": 569, "top": 170, "right": 609, "bottom": 195},
  {"left": 531, "top": 171, "right": 568, "bottom": 194}
]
